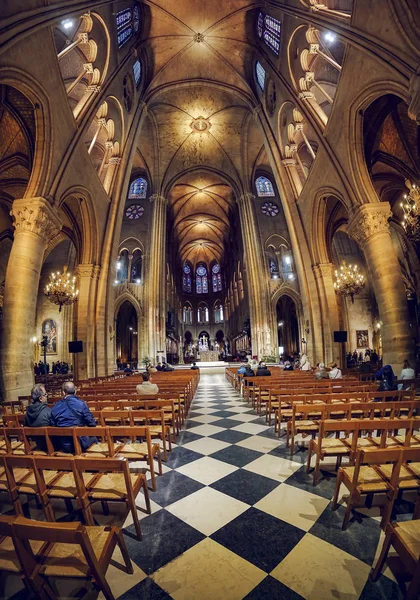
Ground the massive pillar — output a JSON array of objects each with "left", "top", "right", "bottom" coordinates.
[
  {"left": 237, "top": 193, "right": 274, "bottom": 358},
  {"left": 147, "top": 194, "right": 167, "bottom": 362},
  {"left": 73, "top": 264, "right": 101, "bottom": 381},
  {"left": 312, "top": 263, "right": 341, "bottom": 365},
  {"left": 0, "top": 198, "right": 62, "bottom": 401},
  {"left": 347, "top": 202, "right": 414, "bottom": 369}
]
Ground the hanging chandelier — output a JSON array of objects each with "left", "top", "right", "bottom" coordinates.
[
  {"left": 400, "top": 180, "right": 420, "bottom": 241},
  {"left": 44, "top": 265, "right": 79, "bottom": 312},
  {"left": 333, "top": 260, "right": 365, "bottom": 304}
]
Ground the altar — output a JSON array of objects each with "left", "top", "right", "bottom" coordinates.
[{"left": 200, "top": 350, "right": 219, "bottom": 362}]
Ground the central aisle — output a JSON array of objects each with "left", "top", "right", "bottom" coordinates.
[{"left": 119, "top": 373, "right": 400, "bottom": 600}]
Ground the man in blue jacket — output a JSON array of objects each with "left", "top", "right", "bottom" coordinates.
[{"left": 51, "top": 381, "right": 97, "bottom": 453}]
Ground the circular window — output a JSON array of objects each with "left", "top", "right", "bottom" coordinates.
[
  {"left": 125, "top": 205, "right": 144, "bottom": 219},
  {"left": 212, "top": 264, "right": 220, "bottom": 274},
  {"left": 183, "top": 264, "right": 191, "bottom": 274},
  {"left": 261, "top": 202, "right": 279, "bottom": 217},
  {"left": 197, "top": 266, "right": 207, "bottom": 276}
]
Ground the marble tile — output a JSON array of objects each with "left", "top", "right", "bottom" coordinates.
[
  {"left": 192, "top": 407, "right": 219, "bottom": 414},
  {"left": 224, "top": 406, "right": 256, "bottom": 413},
  {"left": 188, "top": 414, "right": 222, "bottom": 424},
  {"left": 271, "top": 533, "right": 371, "bottom": 600},
  {"left": 231, "top": 423, "right": 270, "bottom": 435},
  {"left": 167, "top": 486, "right": 249, "bottom": 535},
  {"left": 210, "top": 418, "right": 244, "bottom": 429},
  {"left": 236, "top": 435, "right": 282, "bottom": 454},
  {"left": 280, "top": 464, "right": 338, "bottom": 500},
  {"left": 243, "top": 454, "right": 302, "bottom": 483},
  {"left": 176, "top": 431, "right": 202, "bottom": 445},
  {"left": 176, "top": 456, "right": 238, "bottom": 485},
  {"left": 310, "top": 502, "right": 382, "bottom": 566},
  {"left": 359, "top": 573, "right": 404, "bottom": 600},
  {"left": 210, "top": 444, "right": 263, "bottom": 467},
  {"left": 186, "top": 424, "right": 226, "bottom": 437},
  {"left": 97, "top": 546, "right": 147, "bottom": 600},
  {"left": 145, "top": 470, "right": 204, "bottom": 508},
  {"left": 124, "top": 510, "right": 205, "bottom": 574},
  {"left": 210, "top": 469, "right": 280, "bottom": 505},
  {"left": 118, "top": 577, "right": 172, "bottom": 599},
  {"left": 255, "top": 483, "right": 330, "bottom": 532},
  {"left": 244, "top": 576, "right": 305, "bottom": 600},
  {"left": 210, "top": 429, "right": 253, "bottom": 444},
  {"left": 164, "top": 446, "right": 204, "bottom": 468},
  {"left": 152, "top": 538, "right": 266, "bottom": 600},
  {"left": 182, "top": 437, "right": 231, "bottom": 456},
  {"left": 211, "top": 507, "right": 305, "bottom": 572},
  {"left": 227, "top": 413, "right": 261, "bottom": 422}
]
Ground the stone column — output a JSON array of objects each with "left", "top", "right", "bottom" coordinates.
[
  {"left": 237, "top": 193, "right": 274, "bottom": 358},
  {"left": 73, "top": 264, "right": 101, "bottom": 382},
  {"left": 347, "top": 202, "right": 414, "bottom": 369},
  {"left": 312, "top": 263, "right": 341, "bottom": 364},
  {"left": 0, "top": 198, "right": 62, "bottom": 401},
  {"left": 147, "top": 195, "right": 167, "bottom": 362}
]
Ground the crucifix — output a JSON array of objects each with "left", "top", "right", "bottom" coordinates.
[{"left": 199, "top": 334, "right": 208, "bottom": 349}]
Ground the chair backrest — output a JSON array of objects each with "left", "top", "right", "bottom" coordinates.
[
  {"left": 4, "top": 426, "right": 29, "bottom": 454},
  {"left": 129, "top": 409, "right": 165, "bottom": 426},
  {"left": 351, "top": 447, "right": 403, "bottom": 488},
  {"left": 22, "top": 427, "right": 53, "bottom": 454}
]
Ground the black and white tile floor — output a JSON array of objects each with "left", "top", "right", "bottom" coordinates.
[{"left": 4, "top": 374, "right": 412, "bottom": 599}]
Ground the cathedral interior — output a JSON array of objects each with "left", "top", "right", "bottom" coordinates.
[{"left": 1, "top": 1, "right": 420, "bottom": 599}]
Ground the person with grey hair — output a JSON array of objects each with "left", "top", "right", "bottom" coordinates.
[
  {"left": 50, "top": 381, "right": 97, "bottom": 453},
  {"left": 24, "top": 384, "right": 51, "bottom": 451}
]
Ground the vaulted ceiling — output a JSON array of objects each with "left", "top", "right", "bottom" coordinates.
[{"left": 137, "top": 0, "right": 265, "bottom": 267}]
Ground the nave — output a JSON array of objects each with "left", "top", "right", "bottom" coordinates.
[{"left": 1, "top": 372, "right": 410, "bottom": 600}]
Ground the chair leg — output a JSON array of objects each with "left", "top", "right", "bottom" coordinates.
[
  {"left": 370, "top": 528, "right": 393, "bottom": 581},
  {"left": 332, "top": 470, "right": 343, "bottom": 510},
  {"left": 406, "top": 566, "right": 420, "bottom": 600},
  {"left": 147, "top": 457, "right": 156, "bottom": 491},
  {"left": 306, "top": 443, "right": 312, "bottom": 474},
  {"left": 156, "top": 448, "right": 163, "bottom": 475},
  {"left": 95, "top": 571, "right": 116, "bottom": 600},
  {"left": 142, "top": 476, "right": 151, "bottom": 513},
  {"left": 115, "top": 530, "right": 134, "bottom": 574},
  {"left": 130, "top": 501, "right": 142, "bottom": 540},
  {"left": 167, "top": 431, "right": 172, "bottom": 452},
  {"left": 161, "top": 435, "right": 167, "bottom": 462},
  {"left": 101, "top": 500, "right": 110, "bottom": 516},
  {"left": 313, "top": 454, "right": 321, "bottom": 486},
  {"left": 342, "top": 491, "right": 355, "bottom": 530}
]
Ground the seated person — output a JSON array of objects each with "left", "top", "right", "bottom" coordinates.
[
  {"left": 149, "top": 364, "right": 158, "bottom": 373},
  {"left": 256, "top": 362, "right": 271, "bottom": 376},
  {"left": 50, "top": 382, "right": 97, "bottom": 453},
  {"left": 314, "top": 362, "right": 329, "bottom": 379},
  {"left": 136, "top": 372, "right": 159, "bottom": 395},
  {"left": 156, "top": 363, "right": 164, "bottom": 371},
  {"left": 191, "top": 362, "right": 199, "bottom": 370},
  {"left": 124, "top": 363, "right": 133, "bottom": 375},
  {"left": 162, "top": 362, "right": 174, "bottom": 372},
  {"left": 328, "top": 362, "right": 343, "bottom": 379},
  {"left": 244, "top": 364, "right": 255, "bottom": 377},
  {"left": 237, "top": 363, "right": 246, "bottom": 375},
  {"left": 24, "top": 384, "right": 51, "bottom": 452},
  {"left": 283, "top": 361, "right": 293, "bottom": 371}
]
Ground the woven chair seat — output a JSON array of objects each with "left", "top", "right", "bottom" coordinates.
[
  {"left": 403, "top": 462, "right": 420, "bottom": 477},
  {"left": 0, "top": 537, "right": 43, "bottom": 573},
  {"left": 84, "top": 442, "right": 122, "bottom": 456},
  {"left": 379, "top": 464, "right": 420, "bottom": 489},
  {"left": 0, "top": 468, "right": 30, "bottom": 491},
  {"left": 87, "top": 473, "right": 142, "bottom": 500},
  {"left": 394, "top": 520, "right": 420, "bottom": 560},
  {"left": 393, "top": 435, "right": 420, "bottom": 447},
  {"left": 148, "top": 425, "right": 169, "bottom": 434},
  {"left": 296, "top": 420, "right": 319, "bottom": 430},
  {"left": 47, "top": 472, "right": 96, "bottom": 498},
  {"left": 317, "top": 438, "right": 350, "bottom": 454},
  {"left": 117, "top": 442, "right": 149, "bottom": 458},
  {"left": 18, "top": 469, "right": 60, "bottom": 495},
  {"left": 342, "top": 465, "right": 389, "bottom": 492},
  {"left": 39, "top": 526, "right": 110, "bottom": 577},
  {"left": 0, "top": 442, "right": 7, "bottom": 454},
  {"left": 355, "top": 437, "right": 379, "bottom": 448},
  {"left": 281, "top": 410, "right": 293, "bottom": 417}
]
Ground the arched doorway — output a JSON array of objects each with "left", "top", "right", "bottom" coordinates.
[
  {"left": 116, "top": 300, "right": 138, "bottom": 366},
  {"left": 276, "top": 295, "right": 300, "bottom": 358}
]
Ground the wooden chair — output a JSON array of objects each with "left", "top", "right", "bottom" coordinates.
[
  {"left": 332, "top": 447, "right": 402, "bottom": 530},
  {"left": 45, "top": 426, "right": 80, "bottom": 456},
  {"left": 0, "top": 515, "right": 52, "bottom": 600},
  {"left": 287, "top": 403, "right": 326, "bottom": 455},
  {"left": 99, "top": 409, "right": 131, "bottom": 426},
  {"left": 78, "top": 426, "right": 117, "bottom": 458},
  {"left": 130, "top": 409, "right": 171, "bottom": 460},
  {"left": 11, "top": 515, "right": 133, "bottom": 600},
  {"left": 75, "top": 456, "right": 150, "bottom": 540},
  {"left": 307, "top": 419, "right": 357, "bottom": 486},
  {"left": 371, "top": 519, "right": 420, "bottom": 599},
  {"left": 34, "top": 455, "right": 95, "bottom": 524},
  {"left": 108, "top": 426, "right": 162, "bottom": 491},
  {"left": 23, "top": 426, "right": 51, "bottom": 456},
  {"left": 3, "top": 426, "right": 28, "bottom": 455}
]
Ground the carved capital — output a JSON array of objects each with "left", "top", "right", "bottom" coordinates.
[
  {"left": 298, "top": 91, "right": 315, "bottom": 101},
  {"left": 282, "top": 158, "right": 297, "bottom": 168},
  {"left": 237, "top": 192, "right": 255, "bottom": 206},
  {"left": 347, "top": 202, "right": 392, "bottom": 247},
  {"left": 149, "top": 194, "right": 168, "bottom": 205},
  {"left": 312, "top": 262, "right": 334, "bottom": 280},
  {"left": 83, "top": 63, "right": 94, "bottom": 74},
  {"left": 10, "top": 198, "right": 62, "bottom": 244},
  {"left": 76, "top": 264, "right": 101, "bottom": 279}
]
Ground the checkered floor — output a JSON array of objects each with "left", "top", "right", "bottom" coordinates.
[{"left": 4, "top": 374, "right": 412, "bottom": 599}]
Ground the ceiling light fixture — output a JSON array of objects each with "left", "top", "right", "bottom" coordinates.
[{"left": 190, "top": 116, "right": 211, "bottom": 133}]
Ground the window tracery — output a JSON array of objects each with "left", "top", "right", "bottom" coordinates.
[
  {"left": 197, "top": 304, "right": 209, "bottom": 324},
  {"left": 128, "top": 177, "right": 147, "bottom": 199},
  {"left": 125, "top": 205, "right": 144, "bottom": 219},
  {"left": 214, "top": 303, "right": 224, "bottom": 323},
  {"left": 183, "top": 304, "right": 193, "bottom": 324},
  {"left": 212, "top": 263, "right": 222, "bottom": 292},
  {"left": 257, "top": 12, "right": 281, "bottom": 55},
  {"left": 256, "top": 176, "right": 275, "bottom": 197},
  {"left": 182, "top": 264, "right": 192, "bottom": 293},
  {"left": 116, "top": 4, "right": 140, "bottom": 48},
  {"left": 133, "top": 60, "right": 141, "bottom": 87},
  {"left": 196, "top": 265, "right": 208, "bottom": 294},
  {"left": 256, "top": 61, "right": 266, "bottom": 91}
]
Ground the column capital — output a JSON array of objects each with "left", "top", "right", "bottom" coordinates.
[
  {"left": 149, "top": 194, "right": 167, "bottom": 205},
  {"left": 282, "top": 158, "right": 297, "bottom": 168},
  {"left": 10, "top": 197, "right": 62, "bottom": 244},
  {"left": 347, "top": 202, "right": 392, "bottom": 247},
  {"left": 76, "top": 264, "right": 101, "bottom": 279},
  {"left": 237, "top": 192, "right": 255, "bottom": 206},
  {"left": 312, "top": 262, "right": 334, "bottom": 279}
]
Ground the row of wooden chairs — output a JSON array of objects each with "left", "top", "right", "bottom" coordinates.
[
  {"left": 0, "top": 514, "right": 131, "bottom": 600},
  {"left": 1, "top": 453, "right": 149, "bottom": 540},
  {"left": 0, "top": 425, "right": 163, "bottom": 490}
]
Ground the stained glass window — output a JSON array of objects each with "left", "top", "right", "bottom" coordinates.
[
  {"left": 257, "top": 12, "right": 281, "bottom": 56},
  {"left": 256, "top": 61, "right": 265, "bottom": 91},
  {"left": 183, "top": 305, "right": 192, "bottom": 324},
  {"left": 182, "top": 264, "right": 192, "bottom": 293},
  {"left": 128, "top": 177, "right": 147, "bottom": 199},
  {"left": 133, "top": 60, "right": 141, "bottom": 87},
  {"left": 212, "top": 264, "right": 222, "bottom": 292},
  {"left": 125, "top": 205, "right": 144, "bottom": 219},
  {"left": 215, "top": 303, "right": 224, "bottom": 323},
  {"left": 116, "top": 4, "right": 140, "bottom": 48},
  {"left": 196, "top": 265, "right": 208, "bottom": 294},
  {"left": 256, "top": 176, "right": 275, "bottom": 197},
  {"left": 261, "top": 201, "right": 279, "bottom": 216}
]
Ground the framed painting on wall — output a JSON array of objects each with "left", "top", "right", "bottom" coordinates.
[
  {"left": 42, "top": 319, "right": 57, "bottom": 354},
  {"left": 356, "top": 330, "right": 369, "bottom": 349}
]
